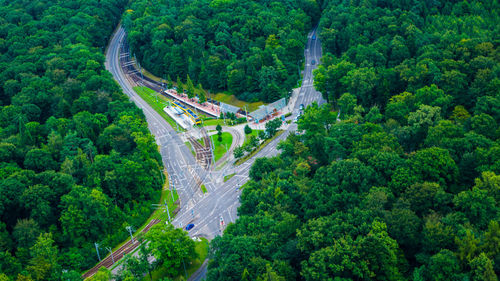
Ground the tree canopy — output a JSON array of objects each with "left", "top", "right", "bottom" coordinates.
[
  {"left": 207, "top": 0, "right": 500, "bottom": 279},
  {"left": 123, "top": 0, "right": 319, "bottom": 102},
  {"left": 0, "top": 0, "right": 164, "bottom": 278}
]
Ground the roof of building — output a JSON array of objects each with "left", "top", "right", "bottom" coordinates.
[
  {"left": 249, "top": 98, "right": 286, "bottom": 121},
  {"left": 220, "top": 102, "right": 240, "bottom": 114}
]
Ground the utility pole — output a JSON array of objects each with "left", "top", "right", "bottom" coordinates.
[
  {"left": 164, "top": 200, "right": 171, "bottom": 222},
  {"left": 94, "top": 243, "right": 101, "bottom": 261},
  {"left": 244, "top": 105, "right": 248, "bottom": 123},
  {"left": 211, "top": 135, "right": 216, "bottom": 167},
  {"left": 168, "top": 174, "right": 175, "bottom": 202},
  {"left": 105, "top": 247, "right": 115, "bottom": 264},
  {"left": 126, "top": 226, "right": 134, "bottom": 242}
]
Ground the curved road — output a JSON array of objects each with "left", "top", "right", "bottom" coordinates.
[{"left": 104, "top": 24, "right": 324, "bottom": 279}]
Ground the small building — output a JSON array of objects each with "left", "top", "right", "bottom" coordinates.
[{"left": 249, "top": 98, "right": 286, "bottom": 123}]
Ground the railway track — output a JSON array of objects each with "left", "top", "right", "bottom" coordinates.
[
  {"left": 187, "top": 133, "right": 212, "bottom": 169},
  {"left": 82, "top": 219, "right": 161, "bottom": 279},
  {"left": 119, "top": 39, "right": 219, "bottom": 117}
]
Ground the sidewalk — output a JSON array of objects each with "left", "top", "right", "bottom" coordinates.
[{"left": 164, "top": 89, "right": 223, "bottom": 118}]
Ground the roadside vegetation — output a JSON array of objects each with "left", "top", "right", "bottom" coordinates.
[
  {"left": 207, "top": 0, "right": 500, "bottom": 280},
  {"left": 210, "top": 132, "right": 233, "bottom": 163},
  {"left": 133, "top": 86, "right": 184, "bottom": 131},
  {"left": 234, "top": 119, "right": 283, "bottom": 164},
  {"left": 212, "top": 92, "right": 264, "bottom": 112},
  {"left": 123, "top": 0, "right": 318, "bottom": 103},
  {"left": 200, "top": 184, "right": 207, "bottom": 194},
  {"left": 223, "top": 173, "right": 236, "bottom": 182},
  {"left": 89, "top": 226, "right": 208, "bottom": 281},
  {"left": 0, "top": 1, "right": 171, "bottom": 279}
]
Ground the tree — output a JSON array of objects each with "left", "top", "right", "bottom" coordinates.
[
  {"left": 410, "top": 147, "right": 458, "bottom": 189},
  {"left": 357, "top": 221, "right": 404, "bottom": 281},
  {"left": 26, "top": 233, "right": 60, "bottom": 281},
  {"left": 244, "top": 125, "right": 252, "bottom": 135},
  {"left": 166, "top": 75, "right": 173, "bottom": 89},
  {"left": 265, "top": 119, "right": 281, "bottom": 138},
  {"left": 453, "top": 187, "right": 497, "bottom": 229},
  {"left": 59, "top": 186, "right": 114, "bottom": 247},
  {"left": 469, "top": 253, "right": 497, "bottom": 281},
  {"left": 256, "top": 264, "right": 285, "bottom": 281},
  {"left": 24, "top": 149, "right": 57, "bottom": 172},
  {"left": 197, "top": 83, "right": 206, "bottom": 104},
  {"left": 90, "top": 268, "right": 112, "bottom": 281},
  {"left": 13, "top": 219, "right": 41, "bottom": 250},
  {"left": 146, "top": 223, "right": 196, "bottom": 278},
  {"left": 234, "top": 146, "right": 244, "bottom": 159},
  {"left": 216, "top": 124, "right": 223, "bottom": 142},
  {"left": 186, "top": 75, "right": 195, "bottom": 99},
  {"left": 176, "top": 76, "right": 184, "bottom": 95},
  {"left": 470, "top": 113, "right": 497, "bottom": 139},
  {"left": 121, "top": 243, "right": 153, "bottom": 281},
  {"left": 337, "top": 93, "right": 357, "bottom": 116},
  {"left": 426, "top": 249, "right": 461, "bottom": 281}
]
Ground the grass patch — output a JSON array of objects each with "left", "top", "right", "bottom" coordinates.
[
  {"left": 240, "top": 181, "right": 250, "bottom": 190},
  {"left": 235, "top": 130, "right": 285, "bottom": 166},
  {"left": 202, "top": 118, "right": 227, "bottom": 127},
  {"left": 243, "top": 130, "right": 263, "bottom": 146},
  {"left": 146, "top": 237, "right": 209, "bottom": 281},
  {"left": 201, "top": 184, "right": 207, "bottom": 194},
  {"left": 224, "top": 173, "right": 235, "bottom": 182},
  {"left": 209, "top": 132, "right": 233, "bottom": 162},
  {"left": 213, "top": 92, "right": 263, "bottom": 112},
  {"left": 133, "top": 86, "right": 185, "bottom": 132},
  {"left": 184, "top": 142, "right": 195, "bottom": 158}
]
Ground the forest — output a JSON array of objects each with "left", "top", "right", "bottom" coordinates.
[
  {"left": 123, "top": 0, "right": 320, "bottom": 102},
  {"left": 0, "top": 0, "right": 165, "bottom": 279},
  {"left": 207, "top": 0, "right": 500, "bottom": 280}
]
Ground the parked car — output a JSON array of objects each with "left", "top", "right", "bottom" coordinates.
[{"left": 185, "top": 223, "right": 195, "bottom": 231}]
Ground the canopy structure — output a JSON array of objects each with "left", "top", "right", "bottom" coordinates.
[
  {"left": 220, "top": 102, "right": 240, "bottom": 114},
  {"left": 249, "top": 98, "right": 286, "bottom": 123},
  {"left": 173, "top": 106, "right": 184, "bottom": 115}
]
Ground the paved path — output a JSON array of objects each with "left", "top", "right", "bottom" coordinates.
[{"left": 83, "top": 22, "right": 325, "bottom": 279}]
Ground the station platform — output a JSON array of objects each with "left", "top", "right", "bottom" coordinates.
[{"left": 163, "top": 106, "right": 194, "bottom": 130}]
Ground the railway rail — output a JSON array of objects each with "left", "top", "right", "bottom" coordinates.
[{"left": 81, "top": 219, "right": 161, "bottom": 279}]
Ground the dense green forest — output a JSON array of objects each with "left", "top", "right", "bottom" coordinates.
[
  {"left": 123, "top": 0, "right": 320, "bottom": 102},
  {"left": 207, "top": 0, "right": 500, "bottom": 280},
  {"left": 0, "top": 1, "right": 164, "bottom": 279}
]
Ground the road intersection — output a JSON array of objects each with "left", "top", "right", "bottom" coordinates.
[{"left": 102, "top": 24, "right": 325, "bottom": 278}]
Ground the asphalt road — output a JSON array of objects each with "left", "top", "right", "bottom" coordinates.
[{"left": 104, "top": 24, "right": 324, "bottom": 279}]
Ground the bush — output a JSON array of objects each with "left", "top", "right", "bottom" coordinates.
[
  {"left": 244, "top": 125, "right": 252, "bottom": 135},
  {"left": 233, "top": 146, "right": 244, "bottom": 158}
]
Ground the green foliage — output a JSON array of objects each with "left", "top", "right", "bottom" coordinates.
[
  {"left": 233, "top": 146, "right": 244, "bottom": 159},
  {"left": 146, "top": 223, "right": 197, "bottom": 278},
  {"left": 0, "top": 0, "right": 163, "bottom": 276},
  {"left": 208, "top": 1, "right": 500, "bottom": 275},
  {"left": 265, "top": 119, "right": 282, "bottom": 138},
  {"left": 124, "top": 0, "right": 317, "bottom": 102},
  {"left": 244, "top": 125, "right": 252, "bottom": 135}
]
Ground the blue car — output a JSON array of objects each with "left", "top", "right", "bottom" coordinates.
[{"left": 185, "top": 223, "right": 195, "bottom": 231}]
